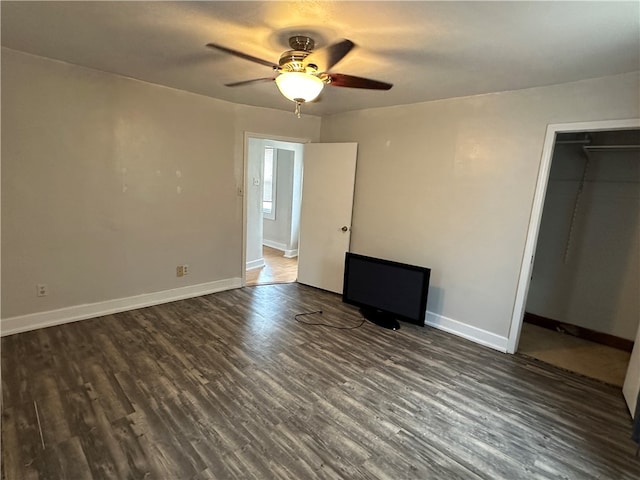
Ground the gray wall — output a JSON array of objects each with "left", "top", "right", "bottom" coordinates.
[
  {"left": 320, "top": 72, "right": 639, "bottom": 344},
  {"left": 1, "top": 48, "right": 320, "bottom": 320},
  {"left": 526, "top": 142, "right": 639, "bottom": 340},
  {"left": 2, "top": 46, "right": 638, "bottom": 348}
]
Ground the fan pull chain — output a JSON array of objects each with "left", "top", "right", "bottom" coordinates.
[
  {"left": 294, "top": 101, "right": 302, "bottom": 118},
  {"left": 563, "top": 150, "right": 591, "bottom": 264}
]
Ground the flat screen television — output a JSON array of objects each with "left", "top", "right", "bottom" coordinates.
[{"left": 342, "top": 252, "right": 431, "bottom": 330}]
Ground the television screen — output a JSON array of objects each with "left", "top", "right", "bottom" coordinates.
[{"left": 342, "top": 252, "right": 430, "bottom": 328}]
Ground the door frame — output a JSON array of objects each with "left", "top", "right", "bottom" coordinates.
[
  {"left": 506, "top": 118, "right": 640, "bottom": 354},
  {"left": 242, "top": 132, "right": 310, "bottom": 286}
]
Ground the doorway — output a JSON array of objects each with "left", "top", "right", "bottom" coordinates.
[
  {"left": 244, "top": 134, "right": 306, "bottom": 286},
  {"left": 243, "top": 137, "right": 359, "bottom": 292},
  {"left": 246, "top": 246, "right": 298, "bottom": 285},
  {"left": 508, "top": 120, "right": 639, "bottom": 388}
]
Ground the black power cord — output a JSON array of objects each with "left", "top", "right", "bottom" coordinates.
[{"left": 294, "top": 310, "right": 366, "bottom": 330}]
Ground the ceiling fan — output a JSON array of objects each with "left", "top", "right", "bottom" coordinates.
[{"left": 206, "top": 36, "right": 393, "bottom": 117}]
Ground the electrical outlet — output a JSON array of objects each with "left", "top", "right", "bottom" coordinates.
[
  {"left": 37, "top": 284, "right": 48, "bottom": 297},
  {"left": 176, "top": 265, "right": 189, "bottom": 277}
]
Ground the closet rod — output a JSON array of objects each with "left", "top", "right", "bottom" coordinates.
[
  {"left": 583, "top": 145, "right": 640, "bottom": 151},
  {"left": 555, "top": 140, "right": 591, "bottom": 145}
]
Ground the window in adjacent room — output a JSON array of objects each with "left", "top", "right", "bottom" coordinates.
[{"left": 262, "top": 147, "right": 276, "bottom": 219}]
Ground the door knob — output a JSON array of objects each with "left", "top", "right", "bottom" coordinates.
[{"left": 341, "top": 226, "right": 349, "bottom": 232}]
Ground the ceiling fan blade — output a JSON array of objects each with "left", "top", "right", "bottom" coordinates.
[
  {"left": 224, "top": 78, "right": 275, "bottom": 87},
  {"left": 326, "top": 73, "right": 393, "bottom": 90},
  {"left": 206, "top": 43, "right": 276, "bottom": 69},
  {"left": 304, "top": 39, "right": 355, "bottom": 72}
]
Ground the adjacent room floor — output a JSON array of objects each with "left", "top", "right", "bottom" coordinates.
[
  {"left": 517, "top": 322, "right": 632, "bottom": 387},
  {"left": 246, "top": 245, "right": 298, "bottom": 286}
]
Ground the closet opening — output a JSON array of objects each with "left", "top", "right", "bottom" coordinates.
[{"left": 516, "top": 127, "right": 639, "bottom": 387}]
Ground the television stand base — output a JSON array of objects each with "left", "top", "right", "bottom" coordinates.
[{"left": 360, "top": 308, "right": 400, "bottom": 331}]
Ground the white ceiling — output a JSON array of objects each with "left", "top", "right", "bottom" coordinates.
[{"left": 2, "top": 1, "right": 639, "bottom": 116}]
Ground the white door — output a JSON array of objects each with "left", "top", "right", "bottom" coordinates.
[
  {"left": 623, "top": 323, "right": 640, "bottom": 417},
  {"left": 297, "top": 143, "right": 357, "bottom": 293}
]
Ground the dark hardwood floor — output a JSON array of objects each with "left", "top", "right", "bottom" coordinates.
[{"left": 2, "top": 283, "right": 638, "bottom": 479}]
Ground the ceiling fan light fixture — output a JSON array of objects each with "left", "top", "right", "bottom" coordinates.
[{"left": 275, "top": 72, "right": 324, "bottom": 103}]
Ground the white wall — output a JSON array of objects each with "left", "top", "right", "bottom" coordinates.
[
  {"left": 274, "top": 141, "right": 304, "bottom": 255},
  {"left": 245, "top": 137, "right": 265, "bottom": 268},
  {"left": 1, "top": 48, "right": 320, "bottom": 325},
  {"left": 320, "top": 72, "right": 639, "bottom": 347},
  {"left": 245, "top": 139, "right": 304, "bottom": 270},
  {"left": 289, "top": 144, "right": 304, "bottom": 256},
  {"left": 263, "top": 148, "right": 295, "bottom": 250},
  {"left": 263, "top": 140, "right": 304, "bottom": 256},
  {"left": 526, "top": 143, "right": 639, "bottom": 340}
]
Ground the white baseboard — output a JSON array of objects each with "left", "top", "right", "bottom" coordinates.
[
  {"left": 246, "top": 258, "right": 265, "bottom": 270},
  {"left": 262, "top": 239, "right": 287, "bottom": 251},
  {"left": 425, "top": 311, "right": 509, "bottom": 353},
  {"left": 263, "top": 240, "right": 297, "bottom": 258},
  {"left": 1, "top": 277, "right": 242, "bottom": 337}
]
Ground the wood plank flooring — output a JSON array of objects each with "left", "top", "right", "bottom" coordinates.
[
  {"left": 246, "top": 246, "right": 298, "bottom": 286},
  {"left": 2, "top": 283, "right": 639, "bottom": 479}
]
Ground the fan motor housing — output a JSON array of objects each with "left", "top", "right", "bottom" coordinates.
[
  {"left": 278, "top": 36, "right": 318, "bottom": 73},
  {"left": 279, "top": 50, "right": 314, "bottom": 72}
]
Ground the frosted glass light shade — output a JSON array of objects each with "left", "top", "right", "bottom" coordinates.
[{"left": 275, "top": 72, "right": 324, "bottom": 102}]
